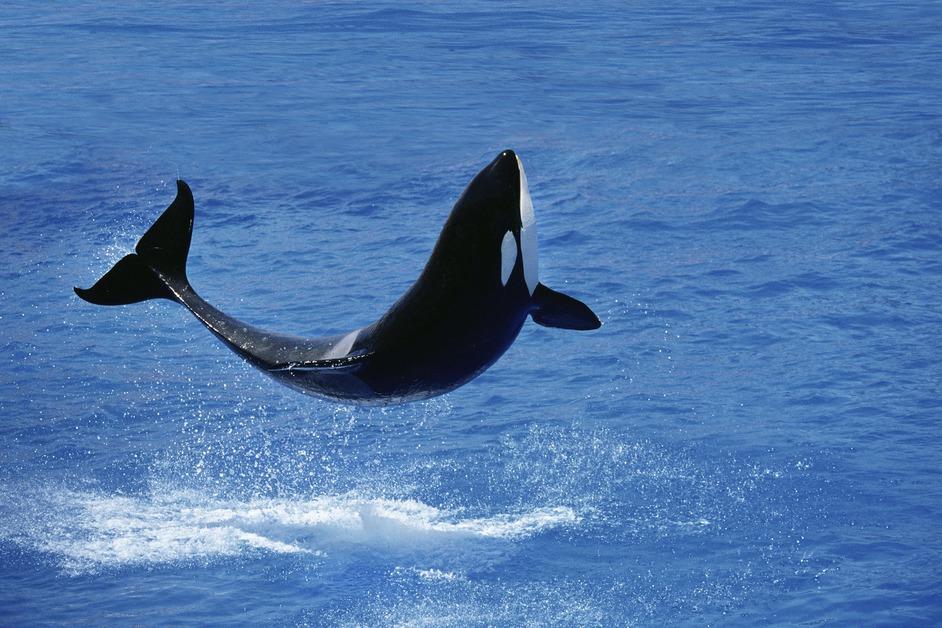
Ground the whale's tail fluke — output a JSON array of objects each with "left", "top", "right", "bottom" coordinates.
[{"left": 74, "top": 180, "right": 194, "bottom": 306}]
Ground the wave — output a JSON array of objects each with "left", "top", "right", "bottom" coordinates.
[{"left": 0, "top": 486, "right": 579, "bottom": 575}]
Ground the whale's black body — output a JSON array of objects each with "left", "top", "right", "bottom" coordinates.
[{"left": 76, "top": 150, "right": 600, "bottom": 404}]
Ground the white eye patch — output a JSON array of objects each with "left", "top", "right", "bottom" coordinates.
[{"left": 500, "top": 230, "right": 517, "bottom": 286}]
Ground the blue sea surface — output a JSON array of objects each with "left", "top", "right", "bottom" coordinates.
[{"left": 1, "top": 1, "right": 941, "bottom": 625}]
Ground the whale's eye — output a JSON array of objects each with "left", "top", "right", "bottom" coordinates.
[{"left": 500, "top": 230, "right": 517, "bottom": 286}]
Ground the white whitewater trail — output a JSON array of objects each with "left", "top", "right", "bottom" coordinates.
[{"left": 0, "top": 486, "right": 579, "bottom": 574}]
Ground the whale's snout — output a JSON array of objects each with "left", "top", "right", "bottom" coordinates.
[{"left": 488, "top": 149, "right": 520, "bottom": 178}]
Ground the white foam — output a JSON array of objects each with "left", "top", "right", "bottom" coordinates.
[
  {"left": 3, "top": 487, "right": 579, "bottom": 574},
  {"left": 392, "top": 566, "right": 465, "bottom": 582},
  {"left": 415, "top": 567, "right": 462, "bottom": 582}
]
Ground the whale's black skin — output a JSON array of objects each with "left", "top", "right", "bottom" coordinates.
[{"left": 75, "top": 150, "right": 601, "bottom": 404}]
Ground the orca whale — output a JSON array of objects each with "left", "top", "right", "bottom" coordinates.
[{"left": 75, "top": 150, "right": 601, "bottom": 404}]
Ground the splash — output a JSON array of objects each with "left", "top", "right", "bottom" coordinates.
[{"left": 0, "top": 486, "right": 579, "bottom": 575}]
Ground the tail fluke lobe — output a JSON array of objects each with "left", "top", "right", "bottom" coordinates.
[
  {"left": 135, "top": 180, "right": 193, "bottom": 280},
  {"left": 74, "top": 180, "right": 195, "bottom": 306},
  {"left": 73, "top": 254, "right": 177, "bottom": 305}
]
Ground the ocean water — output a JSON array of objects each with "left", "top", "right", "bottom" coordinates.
[{"left": 1, "top": 1, "right": 941, "bottom": 625}]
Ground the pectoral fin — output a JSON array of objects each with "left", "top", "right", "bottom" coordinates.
[{"left": 530, "top": 283, "right": 601, "bottom": 330}]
